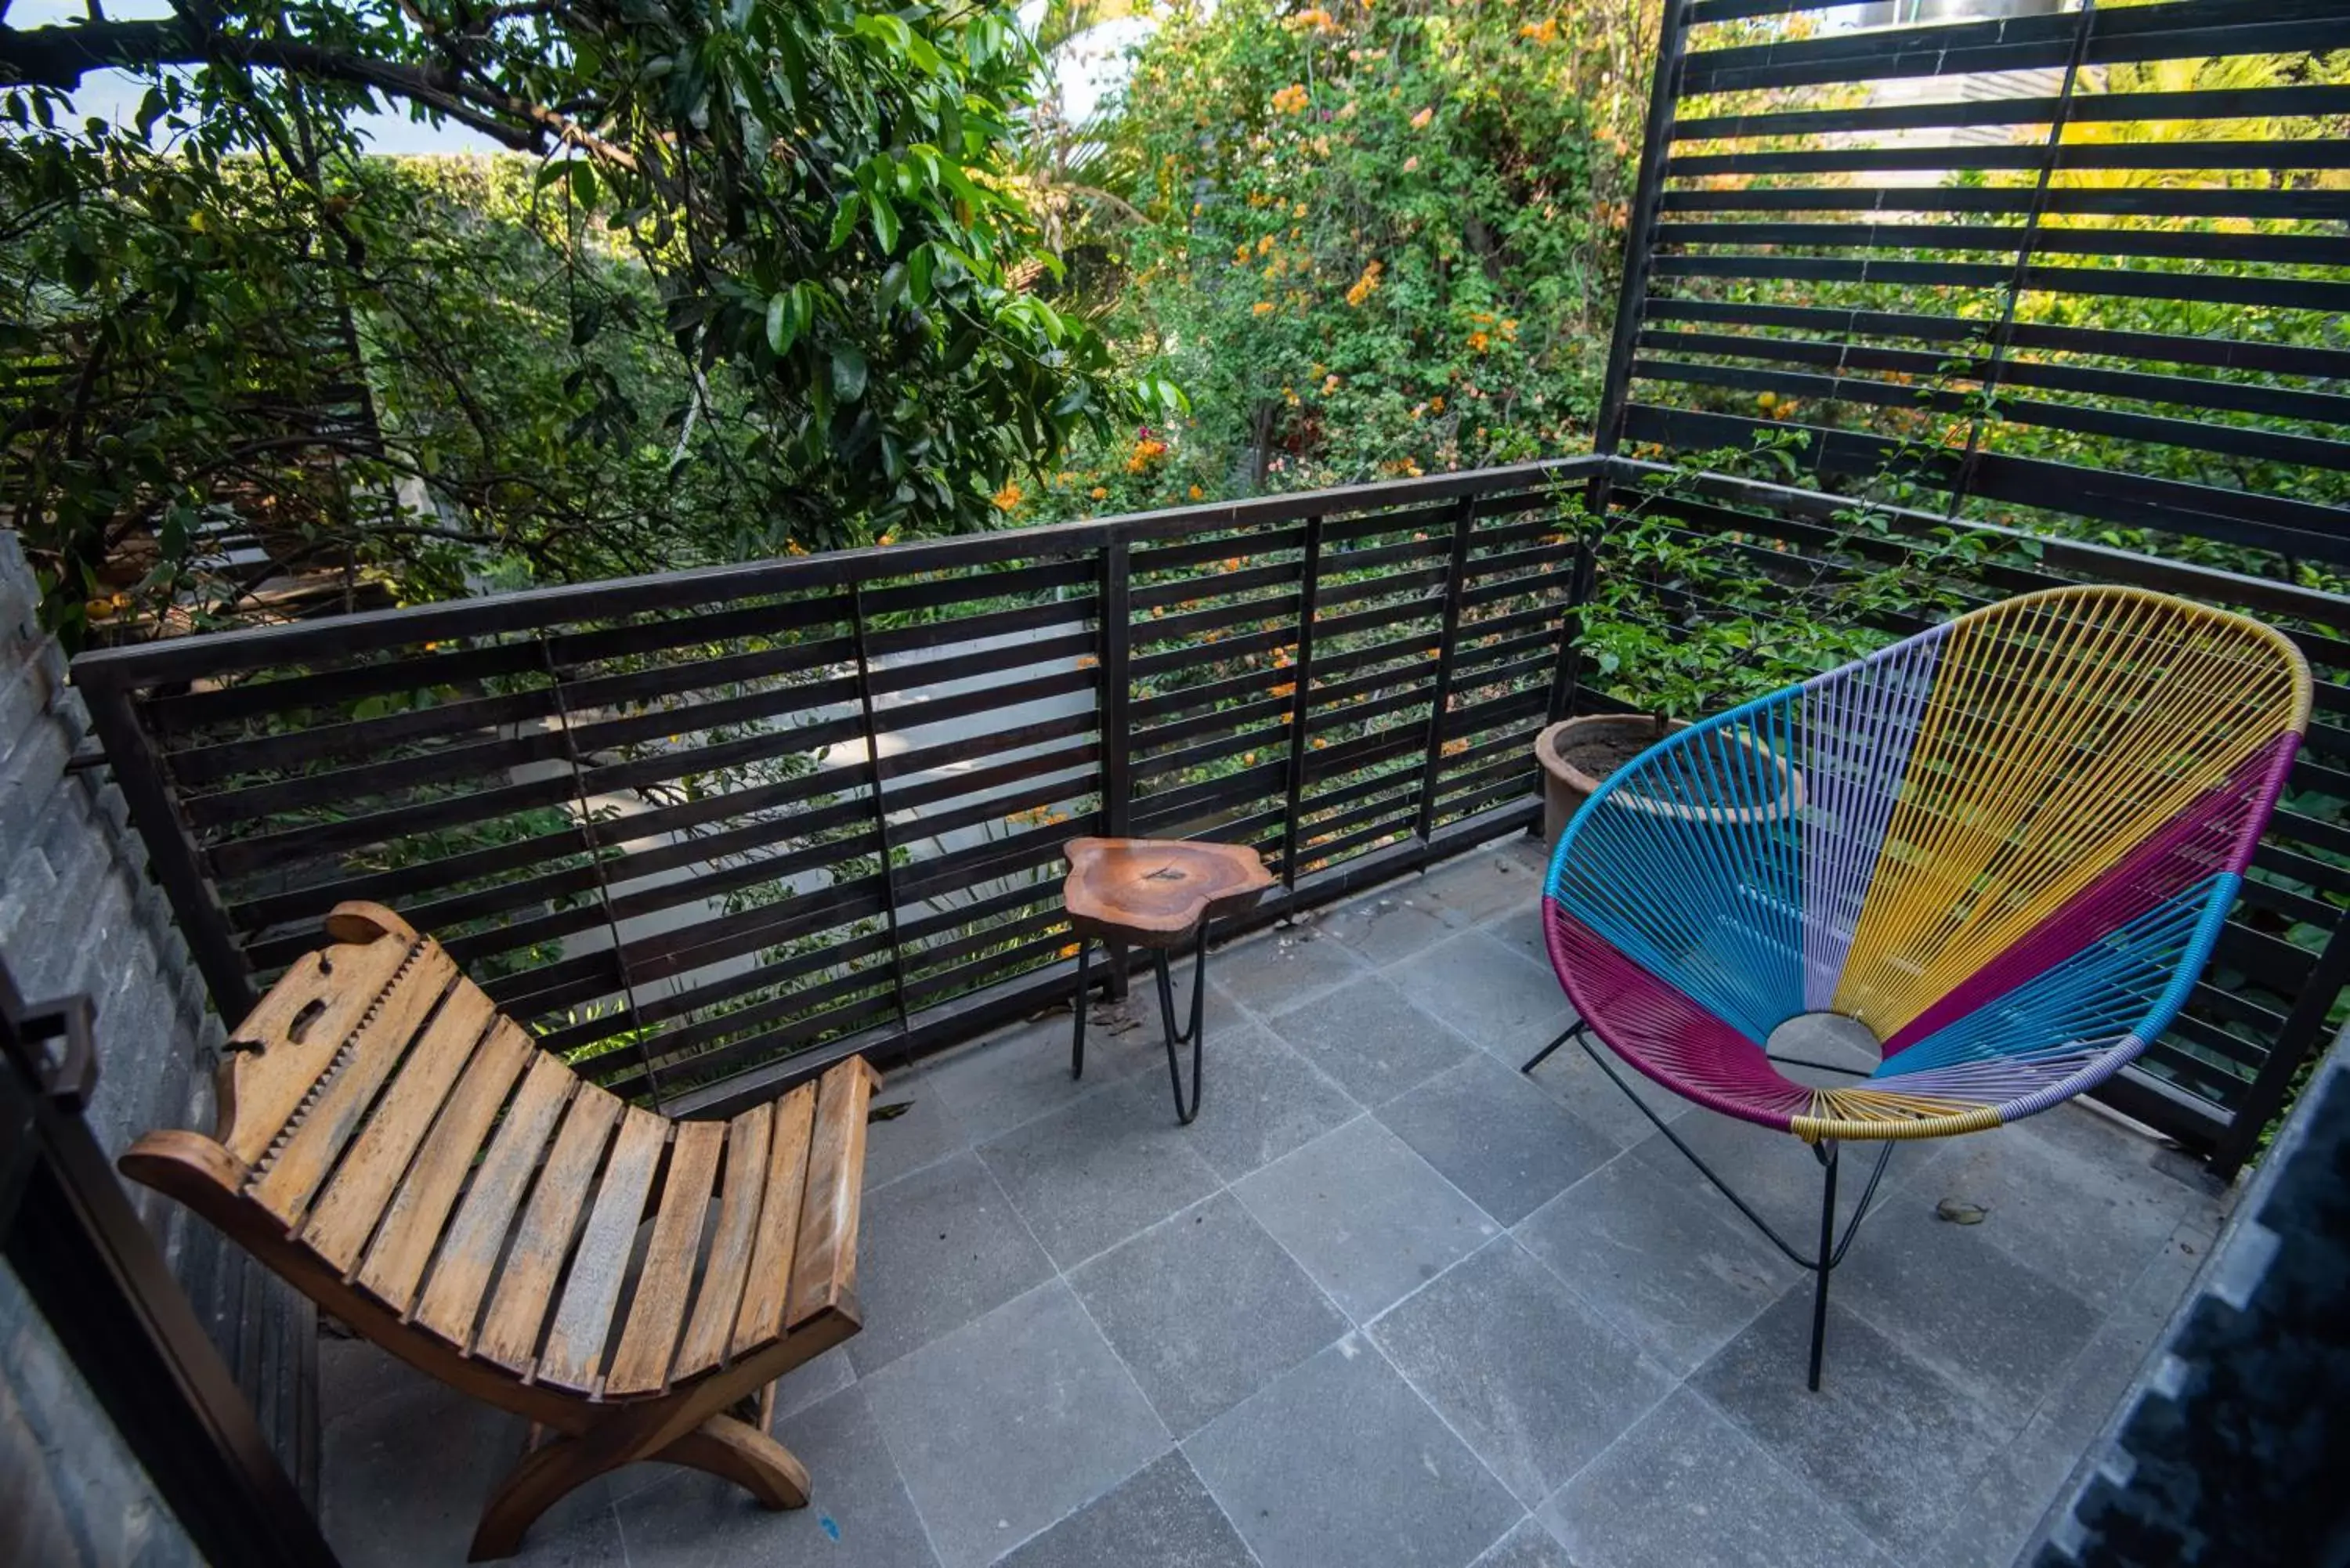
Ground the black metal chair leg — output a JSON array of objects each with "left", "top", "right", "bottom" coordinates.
[
  {"left": 1069, "top": 936, "right": 1090, "bottom": 1080},
  {"left": 1567, "top": 1024, "right": 1894, "bottom": 1389},
  {"left": 1150, "top": 923, "right": 1209, "bottom": 1124},
  {"left": 1520, "top": 1018, "right": 1588, "bottom": 1075},
  {"left": 1809, "top": 1141, "right": 1840, "bottom": 1393}
]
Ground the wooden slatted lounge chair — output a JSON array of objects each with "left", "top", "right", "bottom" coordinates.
[{"left": 119, "top": 901, "right": 879, "bottom": 1561}]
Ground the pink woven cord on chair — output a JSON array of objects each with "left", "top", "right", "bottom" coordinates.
[{"left": 1546, "top": 907, "right": 1810, "bottom": 1130}]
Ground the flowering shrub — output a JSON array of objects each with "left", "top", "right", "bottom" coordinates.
[{"left": 1013, "top": 0, "right": 1651, "bottom": 522}]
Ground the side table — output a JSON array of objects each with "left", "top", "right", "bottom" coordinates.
[{"left": 1061, "top": 836, "right": 1275, "bottom": 1124}]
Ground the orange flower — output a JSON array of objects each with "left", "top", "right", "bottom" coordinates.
[
  {"left": 1188, "top": 484, "right": 1206, "bottom": 500},
  {"left": 1090, "top": 486, "right": 1109, "bottom": 500},
  {"left": 992, "top": 481, "right": 1023, "bottom": 511},
  {"left": 1402, "top": 156, "right": 1419, "bottom": 173},
  {"left": 1344, "top": 258, "right": 1383, "bottom": 308},
  {"left": 1271, "top": 83, "right": 1310, "bottom": 115},
  {"left": 1253, "top": 300, "right": 1276, "bottom": 316},
  {"left": 1467, "top": 331, "right": 1490, "bottom": 352},
  {"left": 1409, "top": 107, "right": 1434, "bottom": 130}
]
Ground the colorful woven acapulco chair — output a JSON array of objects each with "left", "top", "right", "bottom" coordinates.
[{"left": 1523, "top": 585, "right": 2309, "bottom": 1388}]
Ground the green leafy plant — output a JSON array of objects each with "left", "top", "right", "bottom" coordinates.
[{"left": 0, "top": 1, "right": 1166, "bottom": 641}]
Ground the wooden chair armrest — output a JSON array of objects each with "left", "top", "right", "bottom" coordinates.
[{"left": 120, "top": 1130, "right": 251, "bottom": 1219}]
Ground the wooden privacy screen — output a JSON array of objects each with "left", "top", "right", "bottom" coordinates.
[
  {"left": 1606, "top": 0, "right": 2350, "bottom": 569},
  {"left": 71, "top": 462, "right": 1590, "bottom": 1119},
  {"left": 1589, "top": 0, "right": 2350, "bottom": 1172}
]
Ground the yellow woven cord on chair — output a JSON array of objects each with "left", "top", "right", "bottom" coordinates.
[{"left": 1833, "top": 589, "right": 2310, "bottom": 1044}]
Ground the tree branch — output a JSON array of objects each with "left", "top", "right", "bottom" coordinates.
[{"left": 0, "top": 13, "right": 634, "bottom": 172}]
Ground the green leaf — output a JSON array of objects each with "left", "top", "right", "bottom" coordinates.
[
  {"left": 868, "top": 192, "right": 899, "bottom": 254},
  {"left": 828, "top": 193, "right": 864, "bottom": 251},
  {"left": 765, "top": 290, "right": 799, "bottom": 355},
  {"left": 832, "top": 345, "right": 869, "bottom": 403}
]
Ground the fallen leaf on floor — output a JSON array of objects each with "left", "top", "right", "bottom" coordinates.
[
  {"left": 867, "top": 1101, "right": 914, "bottom": 1123},
  {"left": 1936, "top": 1198, "right": 1989, "bottom": 1225}
]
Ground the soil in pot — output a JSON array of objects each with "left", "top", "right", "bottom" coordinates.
[{"left": 1553, "top": 727, "right": 1668, "bottom": 782}]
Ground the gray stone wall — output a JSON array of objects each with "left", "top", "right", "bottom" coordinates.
[
  {"left": 0, "top": 1259, "right": 204, "bottom": 1568},
  {"left": 0, "top": 530, "right": 316, "bottom": 1560}
]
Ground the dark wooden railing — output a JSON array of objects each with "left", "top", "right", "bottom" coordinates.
[
  {"left": 1580, "top": 0, "right": 2350, "bottom": 1176},
  {"left": 73, "top": 460, "right": 1597, "bottom": 1119},
  {"left": 69, "top": 451, "right": 2350, "bottom": 1171}
]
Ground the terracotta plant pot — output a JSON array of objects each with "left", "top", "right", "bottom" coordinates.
[
  {"left": 1535, "top": 714, "right": 1684, "bottom": 847},
  {"left": 1533, "top": 714, "right": 1804, "bottom": 847}
]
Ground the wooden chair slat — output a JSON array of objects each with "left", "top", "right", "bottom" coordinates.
[
  {"left": 356, "top": 1018, "right": 534, "bottom": 1313},
  {"left": 412, "top": 1052, "right": 575, "bottom": 1348},
  {"left": 472, "top": 1082, "right": 622, "bottom": 1371},
  {"left": 786, "top": 1059, "right": 877, "bottom": 1331},
  {"left": 604, "top": 1119, "right": 727, "bottom": 1398},
  {"left": 301, "top": 977, "right": 498, "bottom": 1274},
  {"left": 221, "top": 934, "right": 414, "bottom": 1166},
  {"left": 671, "top": 1104, "right": 772, "bottom": 1382},
  {"left": 537, "top": 1106, "right": 670, "bottom": 1394},
  {"left": 729, "top": 1083, "right": 815, "bottom": 1359},
  {"left": 250, "top": 945, "right": 459, "bottom": 1229}
]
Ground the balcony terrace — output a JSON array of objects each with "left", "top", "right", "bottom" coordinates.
[
  {"left": 313, "top": 844, "right": 2232, "bottom": 1568},
  {"left": 22, "top": 2, "right": 2350, "bottom": 1566}
]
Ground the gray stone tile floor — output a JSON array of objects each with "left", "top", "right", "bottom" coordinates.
[{"left": 319, "top": 841, "right": 2235, "bottom": 1568}]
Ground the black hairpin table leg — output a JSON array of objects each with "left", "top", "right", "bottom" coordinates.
[
  {"left": 1069, "top": 934, "right": 1093, "bottom": 1082},
  {"left": 1068, "top": 921, "right": 1213, "bottom": 1124},
  {"left": 1151, "top": 923, "right": 1211, "bottom": 1125}
]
